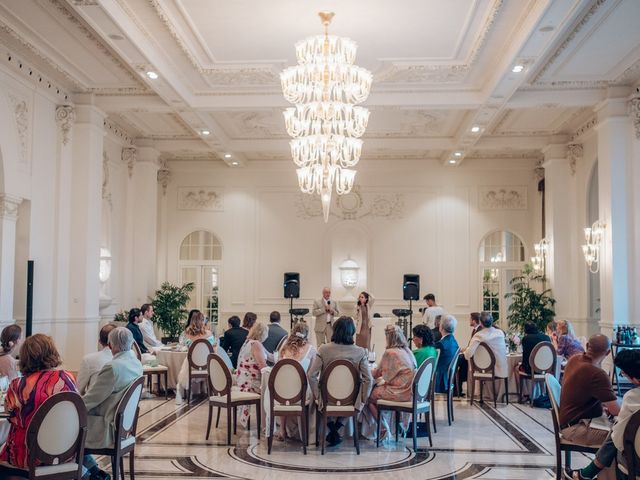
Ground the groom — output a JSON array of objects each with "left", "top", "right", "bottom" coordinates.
[{"left": 312, "top": 287, "right": 339, "bottom": 346}]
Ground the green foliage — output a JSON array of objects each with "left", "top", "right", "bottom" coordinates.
[
  {"left": 151, "top": 282, "right": 195, "bottom": 339},
  {"left": 206, "top": 286, "right": 219, "bottom": 327},
  {"left": 113, "top": 309, "right": 129, "bottom": 323},
  {"left": 505, "top": 264, "right": 556, "bottom": 335}
]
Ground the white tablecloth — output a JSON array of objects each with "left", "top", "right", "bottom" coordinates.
[{"left": 155, "top": 350, "right": 186, "bottom": 388}]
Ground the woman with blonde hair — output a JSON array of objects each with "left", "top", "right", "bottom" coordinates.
[
  {"left": 554, "top": 319, "right": 584, "bottom": 359},
  {"left": 280, "top": 321, "right": 316, "bottom": 365},
  {"left": 367, "top": 324, "right": 417, "bottom": 438},
  {"left": 235, "top": 322, "right": 269, "bottom": 427}
]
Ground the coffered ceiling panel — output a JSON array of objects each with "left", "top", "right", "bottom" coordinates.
[
  {"left": 208, "top": 110, "right": 287, "bottom": 140},
  {"left": 364, "top": 109, "right": 466, "bottom": 138},
  {"left": 111, "top": 112, "right": 196, "bottom": 139},
  {"left": 492, "top": 107, "right": 588, "bottom": 136}
]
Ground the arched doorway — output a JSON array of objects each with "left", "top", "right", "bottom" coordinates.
[{"left": 179, "top": 230, "right": 222, "bottom": 331}]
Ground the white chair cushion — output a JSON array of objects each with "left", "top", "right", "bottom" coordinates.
[
  {"left": 35, "top": 462, "right": 79, "bottom": 476},
  {"left": 325, "top": 405, "right": 356, "bottom": 413},
  {"left": 473, "top": 372, "right": 493, "bottom": 378},
  {"left": 120, "top": 435, "right": 136, "bottom": 448},
  {"left": 378, "top": 399, "right": 430, "bottom": 410},
  {"left": 273, "top": 397, "right": 311, "bottom": 412},
  {"left": 210, "top": 391, "right": 260, "bottom": 403},
  {"left": 191, "top": 369, "right": 208, "bottom": 376},
  {"left": 143, "top": 365, "right": 168, "bottom": 372}
]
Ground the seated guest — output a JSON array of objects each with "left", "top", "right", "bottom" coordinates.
[
  {"left": 139, "top": 303, "right": 163, "bottom": 351},
  {"left": 82, "top": 327, "right": 143, "bottom": 479},
  {"left": 411, "top": 324, "right": 437, "bottom": 367},
  {"left": 242, "top": 311, "right": 257, "bottom": 331},
  {"left": 0, "top": 324, "right": 22, "bottom": 380},
  {"left": 464, "top": 312, "right": 508, "bottom": 379},
  {"left": 554, "top": 319, "right": 584, "bottom": 359},
  {"left": 567, "top": 349, "right": 640, "bottom": 479},
  {"left": 308, "top": 316, "right": 373, "bottom": 447},
  {"left": 126, "top": 307, "right": 148, "bottom": 354},
  {"left": 220, "top": 315, "right": 247, "bottom": 368},
  {"left": 280, "top": 321, "right": 316, "bottom": 364},
  {"left": 456, "top": 312, "right": 482, "bottom": 395},
  {"left": 545, "top": 320, "right": 558, "bottom": 340},
  {"left": 263, "top": 311, "right": 288, "bottom": 354},
  {"left": 236, "top": 322, "right": 269, "bottom": 427},
  {"left": 175, "top": 312, "right": 216, "bottom": 404},
  {"left": 368, "top": 325, "right": 416, "bottom": 438},
  {"left": 435, "top": 314, "right": 460, "bottom": 393},
  {"left": 559, "top": 334, "right": 619, "bottom": 448},
  {"left": 0, "top": 335, "right": 77, "bottom": 471},
  {"left": 185, "top": 309, "right": 200, "bottom": 330},
  {"left": 519, "top": 321, "right": 551, "bottom": 375},
  {"left": 432, "top": 315, "right": 443, "bottom": 342},
  {"left": 76, "top": 323, "right": 118, "bottom": 394}
]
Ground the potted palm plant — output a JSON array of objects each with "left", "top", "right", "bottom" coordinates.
[
  {"left": 505, "top": 263, "right": 556, "bottom": 337},
  {"left": 151, "top": 281, "right": 195, "bottom": 343}
]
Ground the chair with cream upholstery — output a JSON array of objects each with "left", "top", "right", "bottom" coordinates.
[
  {"left": 376, "top": 356, "right": 434, "bottom": 451},
  {"left": 186, "top": 339, "right": 214, "bottom": 404},
  {"left": 517, "top": 341, "right": 556, "bottom": 405},
  {"left": 131, "top": 342, "right": 168, "bottom": 400},
  {"left": 205, "top": 353, "right": 261, "bottom": 445},
  {"left": 316, "top": 359, "right": 361, "bottom": 455},
  {"left": 619, "top": 409, "right": 640, "bottom": 479},
  {"left": 428, "top": 349, "right": 440, "bottom": 433},
  {"left": 84, "top": 376, "right": 144, "bottom": 480},
  {"left": 469, "top": 341, "right": 508, "bottom": 408},
  {"left": 545, "top": 373, "right": 598, "bottom": 479},
  {"left": 267, "top": 359, "right": 309, "bottom": 454},
  {"left": 18, "top": 391, "right": 88, "bottom": 480},
  {"left": 275, "top": 335, "right": 288, "bottom": 353},
  {"left": 445, "top": 348, "right": 462, "bottom": 425}
]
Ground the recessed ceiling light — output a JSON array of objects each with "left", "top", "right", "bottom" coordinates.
[
  {"left": 146, "top": 71, "right": 158, "bottom": 80},
  {"left": 231, "top": 161, "right": 239, "bottom": 166},
  {"left": 201, "top": 130, "right": 210, "bottom": 136},
  {"left": 471, "top": 126, "right": 480, "bottom": 133},
  {"left": 454, "top": 151, "right": 462, "bottom": 157},
  {"left": 448, "top": 159, "right": 457, "bottom": 165},
  {"left": 539, "top": 25, "right": 555, "bottom": 32},
  {"left": 108, "top": 33, "right": 124, "bottom": 41},
  {"left": 512, "top": 65, "right": 524, "bottom": 73},
  {"left": 224, "top": 153, "right": 232, "bottom": 159}
]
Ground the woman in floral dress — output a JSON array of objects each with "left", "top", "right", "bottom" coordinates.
[{"left": 235, "top": 322, "right": 269, "bottom": 427}]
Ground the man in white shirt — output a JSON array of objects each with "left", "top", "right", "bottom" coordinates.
[
  {"left": 567, "top": 348, "right": 640, "bottom": 479},
  {"left": 139, "top": 303, "right": 163, "bottom": 351},
  {"left": 422, "top": 293, "right": 444, "bottom": 328},
  {"left": 76, "top": 323, "right": 117, "bottom": 395},
  {"left": 312, "top": 287, "right": 340, "bottom": 346},
  {"left": 463, "top": 312, "right": 508, "bottom": 378}
]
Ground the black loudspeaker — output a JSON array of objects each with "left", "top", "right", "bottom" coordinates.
[
  {"left": 283, "top": 272, "right": 300, "bottom": 299},
  {"left": 26, "top": 260, "right": 34, "bottom": 337},
  {"left": 403, "top": 274, "right": 420, "bottom": 301}
]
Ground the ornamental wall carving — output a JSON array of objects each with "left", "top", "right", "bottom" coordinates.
[
  {"left": 178, "top": 187, "right": 223, "bottom": 211},
  {"left": 478, "top": 186, "right": 527, "bottom": 210},
  {"left": 295, "top": 187, "right": 404, "bottom": 221},
  {"left": 7, "top": 94, "right": 30, "bottom": 167},
  {"left": 55, "top": 105, "right": 75, "bottom": 145}
]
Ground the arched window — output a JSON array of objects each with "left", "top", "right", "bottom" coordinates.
[
  {"left": 179, "top": 230, "right": 222, "bottom": 330},
  {"left": 479, "top": 231, "right": 526, "bottom": 326}
]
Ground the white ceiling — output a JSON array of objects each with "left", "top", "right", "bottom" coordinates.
[{"left": 0, "top": 0, "right": 639, "bottom": 166}]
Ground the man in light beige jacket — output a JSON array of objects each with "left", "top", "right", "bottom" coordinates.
[{"left": 312, "top": 287, "right": 339, "bottom": 346}]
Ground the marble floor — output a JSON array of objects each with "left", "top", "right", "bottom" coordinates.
[{"left": 98, "top": 395, "right": 595, "bottom": 480}]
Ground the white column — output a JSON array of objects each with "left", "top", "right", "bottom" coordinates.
[
  {"left": 0, "top": 194, "right": 22, "bottom": 327},
  {"left": 66, "top": 98, "right": 105, "bottom": 369},
  {"left": 595, "top": 96, "right": 633, "bottom": 334},
  {"left": 542, "top": 145, "right": 578, "bottom": 320},
  {"left": 629, "top": 96, "right": 640, "bottom": 323},
  {"left": 131, "top": 140, "right": 160, "bottom": 304},
  {"left": 156, "top": 160, "right": 171, "bottom": 286}
]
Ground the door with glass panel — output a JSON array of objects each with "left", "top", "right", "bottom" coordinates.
[{"left": 479, "top": 231, "right": 526, "bottom": 329}]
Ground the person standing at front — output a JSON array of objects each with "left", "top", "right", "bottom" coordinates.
[
  {"left": 355, "top": 291, "right": 374, "bottom": 349},
  {"left": 313, "top": 287, "right": 339, "bottom": 346}
]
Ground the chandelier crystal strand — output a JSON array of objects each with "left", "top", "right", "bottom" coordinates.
[{"left": 281, "top": 11, "right": 372, "bottom": 222}]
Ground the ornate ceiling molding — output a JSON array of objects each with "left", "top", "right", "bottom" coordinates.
[
  {"left": 478, "top": 186, "right": 527, "bottom": 210},
  {"left": 295, "top": 187, "right": 404, "bottom": 221},
  {"left": 55, "top": 105, "right": 75, "bottom": 145},
  {"left": 567, "top": 143, "right": 583, "bottom": 176},
  {"left": 629, "top": 96, "right": 640, "bottom": 139},
  {"left": 104, "top": 118, "right": 135, "bottom": 145},
  {"left": 570, "top": 116, "right": 597, "bottom": 142}
]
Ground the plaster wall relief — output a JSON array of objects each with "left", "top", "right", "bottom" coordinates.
[
  {"left": 567, "top": 143, "right": 584, "bottom": 176},
  {"left": 121, "top": 147, "right": 136, "bottom": 178},
  {"left": 178, "top": 187, "right": 223, "bottom": 211},
  {"left": 55, "top": 105, "right": 75, "bottom": 145},
  {"left": 7, "top": 93, "right": 31, "bottom": 168},
  {"left": 478, "top": 186, "right": 527, "bottom": 210},
  {"left": 0, "top": 194, "right": 23, "bottom": 220},
  {"left": 629, "top": 96, "right": 640, "bottom": 139},
  {"left": 102, "top": 151, "right": 112, "bottom": 207},
  {"left": 295, "top": 187, "right": 404, "bottom": 221},
  {"left": 157, "top": 159, "right": 171, "bottom": 196}
]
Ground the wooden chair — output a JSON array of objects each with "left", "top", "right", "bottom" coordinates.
[
  {"left": 205, "top": 353, "right": 261, "bottom": 445},
  {"left": 85, "top": 377, "right": 144, "bottom": 480},
  {"left": 517, "top": 341, "right": 556, "bottom": 404},
  {"left": 377, "top": 356, "right": 434, "bottom": 451},
  {"left": 316, "top": 359, "right": 361, "bottom": 455},
  {"left": 469, "top": 342, "right": 508, "bottom": 408},
  {"left": 545, "top": 373, "right": 598, "bottom": 479},
  {"left": 267, "top": 359, "right": 310, "bottom": 454},
  {"left": 185, "top": 339, "right": 214, "bottom": 404},
  {"left": 13, "top": 391, "right": 88, "bottom": 480},
  {"left": 445, "top": 347, "right": 462, "bottom": 425},
  {"left": 428, "top": 350, "right": 440, "bottom": 433},
  {"left": 618, "top": 409, "right": 640, "bottom": 479},
  {"left": 132, "top": 342, "right": 168, "bottom": 399}
]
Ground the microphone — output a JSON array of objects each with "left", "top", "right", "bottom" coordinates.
[{"left": 327, "top": 300, "right": 330, "bottom": 305}]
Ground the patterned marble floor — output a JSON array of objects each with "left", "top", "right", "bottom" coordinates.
[{"left": 98, "top": 395, "right": 595, "bottom": 479}]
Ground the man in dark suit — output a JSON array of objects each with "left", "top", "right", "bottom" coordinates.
[
  {"left": 263, "top": 311, "right": 288, "bottom": 353},
  {"left": 520, "top": 321, "right": 551, "bottom": 374},
  {"left": 126, "top": 308, "right": 148, "bottom": 354},
  {"left": 432, "top": 315, "right": 443, "bottom": 343},
  {"left": 220, "top": 315, "right": 247, "bottom": 368},
  {"left": 435, "top": 314, "right": 460, "bottom": 393}
]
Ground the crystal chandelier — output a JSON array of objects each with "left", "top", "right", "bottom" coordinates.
[
  {"left": 531, "top": 238, "right": 549, "bottom": 274},
  {"left": 281, "top": 11, "right": 372, "bottom": 222}
]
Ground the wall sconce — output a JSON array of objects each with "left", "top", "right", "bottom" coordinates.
[
  {"left": 339, "top": 257, "right": 360, "bottom": 291},
  {"left": 99, "top": 247, "right": 112, "bottom": 283},
  {"left": 531, "top": 238, "right": 549, "bottom": 274},
  {"left": 582, "top": 221, "right": 605, "bottom": 274}
]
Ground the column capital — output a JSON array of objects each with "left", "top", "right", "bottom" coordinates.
[
  {"left": 0, "top": 194, "right": 23, "bottom": 220},
  {"left": 629, "top": 95, "right": 640, "bottom": 139},
  {"left": 121, "top": 147, "right": 136, "bottom": 178},
  {"left": 55, "top": 105, "right": 75, "bottom": 145}
]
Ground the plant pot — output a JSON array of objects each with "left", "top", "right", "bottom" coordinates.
[{"left": 161, "top": 336, "right": 179, "bottom": 344}]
